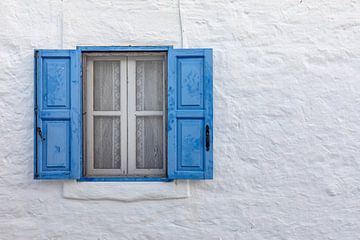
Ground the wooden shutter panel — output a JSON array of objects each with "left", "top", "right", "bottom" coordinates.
[
  {"left": 34, "top": 50, "right": 81, "bottom": 179},
  {"left": 167, "top": 48, "right": 213, "bottom": 179}
]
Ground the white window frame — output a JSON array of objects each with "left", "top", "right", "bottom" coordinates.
[
  {"left": 127, "top": 56, "right": 166, "bottom": 176},
  {"left": 84, "top": 53, "right": 166, "bottom": 177}
]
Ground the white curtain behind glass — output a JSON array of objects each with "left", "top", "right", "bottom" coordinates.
[
  {"left": 93, "top": 61, "right": 121, "bottom": 169},
  {"left": 136, "top": 60, "right": 164, "bottom": 169}
]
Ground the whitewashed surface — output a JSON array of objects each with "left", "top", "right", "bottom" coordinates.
[{"left": 0, "top": 0, "right": 360, "bottom": 239}]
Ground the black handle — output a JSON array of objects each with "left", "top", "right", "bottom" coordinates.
[
  {"left": 206, "top": 125, "right": 210, "bottom": 151},
  {"left": 37, "top": 127, "right": 46, "bottom": 141}
]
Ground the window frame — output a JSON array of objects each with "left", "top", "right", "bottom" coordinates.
[
  {"left": 127, "top": 55, "right": 167, "bottom": 176},
  {"left": 84, "top": 55, "right": 127, "bottom": 177},
  {"left": 79, "top": 46, "right": 172, "bottom": 181}
]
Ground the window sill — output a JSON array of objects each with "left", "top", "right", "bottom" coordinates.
[
  {"left": 79, "top": 177, "right": 171, "bottom": 182},
  {"left": 62, "top": 180, "right": 190, "bottom": 202}
]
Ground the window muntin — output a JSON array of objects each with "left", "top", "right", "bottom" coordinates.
[{"left": 84, "top": 53, "right": 166, "bottom": 177}]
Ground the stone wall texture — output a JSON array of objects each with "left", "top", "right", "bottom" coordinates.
[{"left": 1, "top": 0, "right": 360, "bottom": 239}]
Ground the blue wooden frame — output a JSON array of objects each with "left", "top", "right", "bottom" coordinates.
[
  {"left": 167, "top": 48, "right": 213, "bottom": 180},
  {"left": 77, "top": 45, "right": 172, "bottom": 52},
  {"left": 79, "top": 177, "right": 172, "bottom": 182},
  {"left": 34, "top": 49, "right": 81, "bottom": 179},
  {"left": 34, "top": 50, "right": 38, "bottom": 179}
]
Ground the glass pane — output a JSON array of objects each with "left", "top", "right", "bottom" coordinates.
[
  {"left": 94, "top": 61, "right": 120, "bottom": 111},
  {"left": 136, "top": 60, "right": 163, "bottom": 111},
  {"left": 136, "top": 116, "right": 163, "bottom": 169},
  {"left": 94, "top": 116, "right": 121, "bottom": 169}
]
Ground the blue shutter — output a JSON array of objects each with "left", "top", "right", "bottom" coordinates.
[
  {"left": 168, "top": 48, "right": 213, "bottom": 179},
  {"left": 34, "top": 50, "right": 81, "bottom": 179}
]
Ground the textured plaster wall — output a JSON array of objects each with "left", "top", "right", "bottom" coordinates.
[{"left": 1, "top": 0, "right": 360, "bottom": 239}]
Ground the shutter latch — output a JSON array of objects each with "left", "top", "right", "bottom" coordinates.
[
  {"left": 37, "top": 127, "right": 46, "bottom": 142},
  {"left": 205, "top": 125, "right": 210, "bottom": 151}
]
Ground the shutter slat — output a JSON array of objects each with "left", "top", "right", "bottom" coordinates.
[{"left": 168, "top": 48, "right": 213, "bottom": 179}]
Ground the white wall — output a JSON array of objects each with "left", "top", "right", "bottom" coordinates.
[{"left": 1, "top": 0, "right": 360, "bottom": 239}]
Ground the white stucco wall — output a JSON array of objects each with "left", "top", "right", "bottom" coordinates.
[{"left": 1, "top": 0, "right": 360, "bottom": 239}]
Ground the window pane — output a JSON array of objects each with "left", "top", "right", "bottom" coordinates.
[
  {"left": 94, "top": 116, "right": 121, "bottom": 169},
  {"left": 94, "top": 61, "right": 120, "bottom": 111},
  {"left": 136, "top": 60, "right": 163, "bottom": 111},
  {"left": 136, "top": 116, "right": 163, "bottom": 169}
]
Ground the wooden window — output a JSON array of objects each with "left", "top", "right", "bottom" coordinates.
[
  {"left": 34, "top": 46, "right": 213, "bottom": 181},
  {"left": 84, "top": 53, "right": 167, "bottom": 177}
]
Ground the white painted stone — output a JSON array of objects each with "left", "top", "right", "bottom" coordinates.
[
  {"left": 1, "top": 0, "right": 360, "bottom": 239},
  {"left": 63, "top": 181, "right": 190, "bottom": 202}
]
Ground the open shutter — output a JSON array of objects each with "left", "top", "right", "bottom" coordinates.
[
  {"left": 34, "top": 50, "right": 81, "bottom": 179},
  {"left": 168, "top": 48, "right": 213, "bottom": 179}
]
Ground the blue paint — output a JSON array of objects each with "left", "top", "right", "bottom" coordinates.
[
  {"left": 70, "top": 49, "right": 82, "bottom": 180},
  {"left": 177, "top": 119, "right": 204, "bottom": 170},
  {"left": 35, "top": 50, "right": 81, "bottom": 179},
  {"left": 44, "top": 58, "right": 70, "bottom": 108},
  {"left": 43, "top": 121, "right": 70, "bottom": 169},
  {"left": 178, "top": 58, "right": 204, "bottom": 108},
  {"left": 77, "top": 49, "right": 84, "bottom": 181},
  {"left": 34, "top": 50, "right": 38, "bottom": 179},
  {"left": 204, "top": 49, "right": 213, "bottom": 179},
  {"left": 168, "top": 48, "right": 213, "bottom": 180},
  {"left": 77, "top": 45, "right": 172, "bottom": 52}
]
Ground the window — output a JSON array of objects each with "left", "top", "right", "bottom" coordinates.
[
  {"left": 34, "top": 46, "right": 213, "bottom": 181},
  {"left": 84, "top": 53, "right": 166, "bottom": 177}
]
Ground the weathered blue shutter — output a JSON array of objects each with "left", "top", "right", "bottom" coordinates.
[
  {"left": 168, "top": 48, "right": 213, "bottom": 179},
  {"left": 34, "top": 50, "right": 81, "bottom": 179}
]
